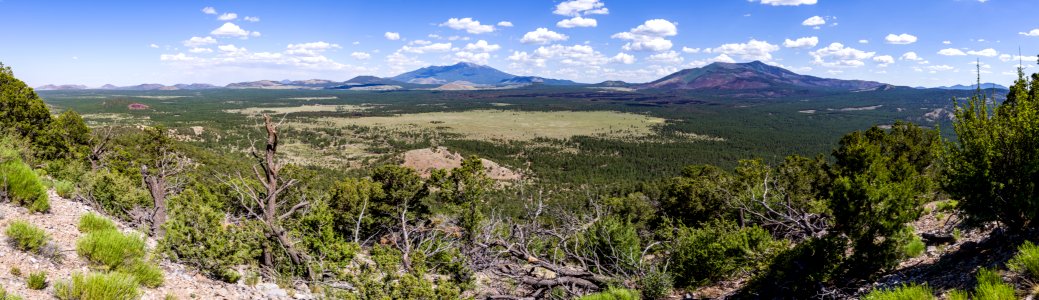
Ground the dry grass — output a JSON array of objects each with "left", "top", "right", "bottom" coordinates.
[{"left": 316, "top": 110, "right": 665, "bottom": 141}]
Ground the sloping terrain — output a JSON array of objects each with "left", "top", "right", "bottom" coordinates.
[
  {"left": 639, "top": 61, "right": 887, "bottom": 91},
  {"left": 403, "top": 147, "right": 523, "bottom": 180}
]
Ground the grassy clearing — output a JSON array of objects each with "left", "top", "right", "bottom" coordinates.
[
  {"left": 317, "top": 110, "right": 666, "bottom": 141},
  {"left": 224, "top": 104, "right": 366, "bottom": 115}
]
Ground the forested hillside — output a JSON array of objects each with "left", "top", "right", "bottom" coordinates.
[{"left": 3, "top": 56, "right": 1039, "bottom": 300}]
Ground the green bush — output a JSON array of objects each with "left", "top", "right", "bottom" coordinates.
[
  {"left": 162, "top": 186, "right": 262, "bottom": 282},
  {"left": 1008, "top": 241, "right": 1039, "bottom": 280},
  {"left": 82, "top": 169, "right": 148, "bottom": 220},
  {"left": 670, "top": 220, "right": 786, "bottom": 288},
  {"left": 0, "top": 285, "right": 24, "bottom": 300},
  {"left": 974, "top": 268, "right": 1015, "bottom": 300},
  {"left": 54, "top": 180, "right": 74, "bottom": 199},
  {"left": 78, "top": 212, "right": 117, "bottom": 233},
  {"left": 76, "top": 229, "right": 145, "bottom": 270},
  {"left": 122, "top": 260, "right": 164, "bottom": 288},
  {"left": 54, "top": 272, "right": 140, "bottom": 300},
  {"left": 0, "top": 150, "right": 50, "bottom": 213},
  {"left": 901, "top": 235, "right": 926, "bottom": 258},
  {"left": 946, "top": 289, "right": 969, "bottom": 300},
  {"left": 861, "top": 284, "right": 934, "bottom": 300},
  {"left": 639, "top": 268, "right": 673, "bottom": 300},
  {"left": 27, "top": 271, "right": 46, "bottom": 290},
  {"left": 578, "top": 288, "right": 641, "bottom": 300},
  {"left": 4, "top": 221, "right": 49, "bottom": 253}
]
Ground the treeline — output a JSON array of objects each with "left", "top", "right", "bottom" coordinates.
[{"left": 3, "top": 57, "right": 1039, "bottom": 300}]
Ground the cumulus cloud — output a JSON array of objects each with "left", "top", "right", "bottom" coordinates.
[
  {"left": 900, "top": 52, "right": 923, "bottom": 61},
  {"left": 1019, "top": 29, "right": 1039, "bottom": 37},
  {"left": 809, "top": 43, "right": 876, "bottom": 67},
  {"left": 783, "top": 36, "right": 818, "bottom": 48},
  {"left": 183, "top": 36, "right": 217, "bottom": 47},
  {"left": 942, "top": 40, "right": 952, "bottom": 44},
  {"left": 938, "top": 48, "right": 967, "bottom": 56},
  {"left": 611, "top": 19, "right": 678, "bottom": 52},
  {"left": 441, "top": 18, "right": 495, "bottom": 34},
  {"left": 999, "top": 54, "right": 1030, "bottom": 62},
  {"left": 201, "top": 7, "right": 216, "bottom": 15},
  {"left": 218, "top": 13, "right": 237, "bottom": 21},
  {"left": 557, "top": 16, "right": 597, "bottom": 28},
  {"left": 454, "top": 51, "right": 492, "bottom": 64},
  {"left": 647, "top": 51, "right": 684, "bottom": 64},
  {"left": 967, "top": 48, "right": 998, "bottom": 57},
  {"left": 463, "top": 40, "right": 501, "bottom": 52},
  {"left": 554, "top": 0, "right": 608, "bottom": 16},
  {"left": 497, "top": 21, "right": 513, "bottom": 27},
  {"left": 161, "top": 53, "right": 196, "bottom": 62},
  {"left": 286, "top": 42, "right": 340, "bottom": 56},
  {"left": 885, "top": 33, "right": 918, "bottom": 44},
  {"left": 149, "top": 44, "right": 159, "bottom": 49},
  {"left": 611, "top": 53, "right": 636, "bottom": 64},
  {"left": 211, "top": 23, "right": 255, "bottom": 38},
  {"left": 385, "top": 32, "right": 401, "bottom": 41},
  {"left": 927, "top": 65, "right": 955, "bottom": 72},
  {"left": 873, "top": 55, "right": 895, "bottom": 67},
  {"left": 751, "top": 0, "right": 817, "bottom": 5},
  {"left": 400, "top": 42, "right": 452, "bottom": 54},
  {"left": 521, "top": 28, "right": 569, "bottom": 44},
  {"left": 509, "top": 44, "right": 624, "bottom": 68},
  {"left": 802, "top": 16, "right": 825, "bottom": 27},
  {"left": 687, "top": 54, "right": 737, "bottom": 68},
  {"left": 243, "top": 16, "right": 260, "bottom": 22},
  {"left": 161, "top": 41, "right": 361, "bottom": 73},
  {"left": 682, "top": 47, "right": 701, "bottom": 54},
  {"left": 712, "top": 39, "right": 780, "bottom": 61},
  {"left": 859, "top": 39, "right": 869, "bottom": 44},
  {"left": 188, "top": 47, "right": 213, "bottom": 53},
  {"left": 351, "top": 52, "right": 371, "bottom": 60}
]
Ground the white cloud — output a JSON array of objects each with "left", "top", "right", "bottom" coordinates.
[
  {"left": 885, "top": 33, "right": 918, "bottom": 44},
  {"left": 688, "top": 54, "right": 736, "bottom": 68},
  {"left": 149, "top": 44, "right": 159, "bottom": 49},
  {"left": 243, "top": 16, "right": 260, "bottom": 22},
  {"left": 942, "top": 40, "right": 951, "bottom": 44},
  {"left": 201, "top": 7, "right": 216, "bottom": 15},
  {"left": 858, "top": 39, "right": 869, "bottom": 44},
  {"left": 410, "top": 40, "right": 432, "bottom": 45},
  {"left": 510, "top": 44, "right": 618, "bottom": 68},
  {"left": 384, "top": 32, "right": 401, "bottom": 41},
  {"left": 286, "top": 42, "right": 341, "bottom": 56},
  {"left": 454, "top": 51, "right": 491, "bottom": 64},
  {"left": 217, "top": 44, "right": 246, "bottom": 54},
  {"left": 712, "top": 39, "right": 780, "bottom": 61},
  {"left": 647, "top": 50, "right": 684, "bottom": 64},
  {"left": 218, "top": 13, "right": 237, "bottom": 21},
  {"left": 611, "top": 19, "right": 678, "bottom": 52},
  {"left": 497, "top": 21, "right": 513, "bottom": 27},
  {"left": 508, "top": 51, "right": 547, "bottom": 67},
  {"left": 999, "top": 54, "right": 1030, "bottom": 62},
  {"left": 188, "top": 47, "right": 213, "bottom": 53},
  {"left": 802, "top": 16, "right": 825, "bottom": 26},
  {"left": 927, "top": 65, "right": 955, "bottom": 72},
  {"left": 441, "top": 18, "right": 495, "bottom": 34},
  {"left": 611, "top": 53, "right": 636, "bottom": 64},
  {"left": 351, "top": 52, "right": 371, "bottom": 60},
  {"left": 681, "top": 47, "right": 701, "bottom": 54},
  {"left": 967, "top": 48, "right": 998, "bottom": 57},
  {"left": 873, "top": 55, "right": 894, "bottom": 67},
  {"left": 554, "top": 0, "right": 608, "bottom": 16},
  {"left": 211, "top": 23, "right": 254, "bottom": 38},
  {"left": 557, "top": 16, "right": 597, "bottom": 28},
  {"left": 1019, "top": 29, "right": 1039, "bottom": 37},
  {"left": 400, "top": 42, "right": 452, "bottom": 54},
  {"left": 752, "top": 0, "right": 817, "bottom": 6},
  {"left": 521, "top": 28, "right": 569, "bottom": 44},
  {"left": 183, "top": 36, "right": 217, "bottom": 47},
  {"left": 463, "top": 40, "right": 501, "bottom": 52},
  {"left": 938, "top": 48, "right": 967, "bottom": 56},
  {"left": 783, "top": 36, "right": 818, "bottom": 48},
  {"left": 809, "top": 42, "right": 875, "bottom": 67},
  {"left": 161, "top": 53, "right": 196, "bottom": 62},
  {"left": 900, "top": 52, "right": 923, "bottom": 61}
]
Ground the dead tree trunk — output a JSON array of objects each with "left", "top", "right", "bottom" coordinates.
[
  {"left": 88, "top": 127, "right": 112, "bottom": 171},
  {"left": 140, "top": 129, "right": 186, "bottom": 239},
  {"left": 142, "top": 165, "right": 168, "bottom": 237}
]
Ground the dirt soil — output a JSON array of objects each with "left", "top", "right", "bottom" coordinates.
[{"left": 403, "top": 147, "right": 523, "bottom": 180}]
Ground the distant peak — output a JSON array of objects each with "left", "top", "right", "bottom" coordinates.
[{"left": 453, "top": 61, "right": 482, "bottom": 67}]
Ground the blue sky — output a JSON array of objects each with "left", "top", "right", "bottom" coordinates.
[{"left": 1, "top": 0, "right": 1038, "bottom": 87}]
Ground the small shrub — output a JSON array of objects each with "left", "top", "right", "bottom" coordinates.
[
  {"left": 54, "top": 272, "right": 140, "bottom": 300},
  {"left": 122, "top": 260, "right": 164, "bottom": 288},
  {"left": 81, "top": 169, "right": 149, "bottom": 220},
  {"left": 76, "top": 229, "right": 145, "bottom": 270},
  {"left": 861, "top": 284, "right": 934, "bottom": 300},
  {"left": 974, "top": 268, "right": 1015, "bottom": 300},
  {"left": 0, "top": 285, "right": 24, "bottom": 300},
  {"left": 77, "top": 213, "right": 116, "bottom": 233},
  {"left": 243, "top": 271, "right": 260, "bottom": 286},
  {"left": 935, "top": 200, "right": 958, "bottom": 212},
  {"left": 946, "top": 289, "right": 969, "bottom": 300},
  {"left": 639, "top": 268, "right": 673, "bottom": 300},
  {"left": 27, "top": 271, "right": 46, "bottom": 290},
  {"left": 54, "top": 180, "right": 74, "bottom": 199},
  {"left": 1008, "top": 241, "right": 1039, "bottom": 280},
  {"left": 902, "top": 235, "right": 926, "bottom": 258},
  {"left": 0, "top": 153, "right": 50, "bottom": 213},
  {"left": 5, "top": 221, "right": 49, "bottom": 253},
  {"left": 9, "top": 267, "right": 21, "bottom": 277},
  {"left": 670, "top": 220, "right": 787, "bottom": 287},
  {"left": 578, "top": 288, "right": 641, "bottom": 300}
]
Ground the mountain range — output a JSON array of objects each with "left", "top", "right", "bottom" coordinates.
[{"left": 37, "top": 61, "right": 977, "bottom": 94}]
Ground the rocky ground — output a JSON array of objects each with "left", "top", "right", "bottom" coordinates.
[{"left": 0, "top": 190, "right": 302, "bottom": 299}]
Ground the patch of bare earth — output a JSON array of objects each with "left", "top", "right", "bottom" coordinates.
[
  {"left": 0, "top": 190, "right": 293, "bottom": 299},
  {"left": 402, "top": 147, "right": 523, "bottom": 180}
]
